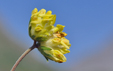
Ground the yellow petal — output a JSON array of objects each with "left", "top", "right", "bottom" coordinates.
[
  {"left": 32, "top": 8, "right": 38, "bottom": 14},
  {"left": 53, "top": 50, "right": 66, "bottom": 63},
  {"left": 35, "top": 26, "right": 42, "bottom": 32},
  {"left": 61, "top": 41, "right": 69, "bottom": 49},
  {"left": 47, "top": 10, "right": 52, "bottom": 15},
  {"left": 52, "top": 38, "right": 61, "bottom": 43},
  {"left": 56, "top": 24, "right": 65, "bottom": 32},
  {"left": 38, "top": 9, "right": 46, "bottom": 17}
]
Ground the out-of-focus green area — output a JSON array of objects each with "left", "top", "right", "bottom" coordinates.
[{"left": 0, "top": 21, "right": 54, "bottom": 71}]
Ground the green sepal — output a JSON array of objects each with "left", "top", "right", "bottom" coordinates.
[
  {"left": 44, "top": 56, "right": 49, "bottom": 61},
  {"left": 38, "top": 46, "right": 52, "bottom": 61},
  {"left": 36, "top": 37, "right": 47, "bottom": 42},
  {"left": 36, "top": 37, "right": 42, "bottom": 41},
  {"left": 40, "top": 46, "right": 52, "bottom": 50},
  {"left": 29, "top": 26, "right": 31, "bottom": 37},
  {"left": 31, "top": 35, "right": 35, "bottom": 39},
  {"left": 29, "top": 18, "right": 32, "bottom": 37},
  {"left": 29, "top": 18, "right": 31, "bottom": 25}
]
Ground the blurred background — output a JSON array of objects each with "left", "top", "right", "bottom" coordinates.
[{"left": 0, "top": 0, "right": 113, "bottom": 71}]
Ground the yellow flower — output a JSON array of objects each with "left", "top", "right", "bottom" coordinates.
[
  {"left": 29, "top": 8, "right": 71, "bottom": 63},
  {"left": 29, "top": 8, "right": 57, "bottom": 41},
  {"left": 39, "top": 32, "right": 71, "bottom": 63},
  {"left": 38, "top": 46, "right": 66, "bottom": 63}
]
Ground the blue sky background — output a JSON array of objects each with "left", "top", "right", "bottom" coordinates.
[{"left": 0, "top": 0, "right": 113, "bottom": 70}]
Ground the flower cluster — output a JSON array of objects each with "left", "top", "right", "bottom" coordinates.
[{"left": 29, "top": 8, "right": 71, "bottom": 63}]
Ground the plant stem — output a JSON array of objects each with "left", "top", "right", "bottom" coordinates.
[{"left": 10, "top": 40, "right": 37, "bottom": 71}]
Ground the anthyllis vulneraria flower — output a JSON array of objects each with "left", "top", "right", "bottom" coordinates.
[{"left": 29, "top": 8, "right": 71, "bottom": 63}]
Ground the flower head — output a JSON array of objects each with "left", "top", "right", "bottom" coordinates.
[{"left": 29, "top": 8, "right": 71, "bottom": 63}]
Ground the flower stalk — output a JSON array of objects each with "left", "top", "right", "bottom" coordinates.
[{"left": 10, "top": 40, "right": 39, "bottom": 71}]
